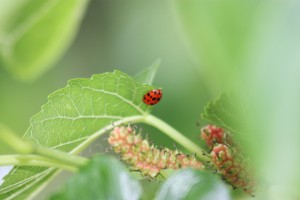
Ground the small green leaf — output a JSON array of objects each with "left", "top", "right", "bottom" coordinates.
[
  {"left": 155, "top": 169, "right": 230, "bottom": 200},
  {"left": 134, "top": 59, "right": 161, "bottom": 85},
  {"left": 50, "top": 156, "right": 142, "bottom": 200},
  {"left": 0, "top": 70, "right": 154, "bottom": 199},
  {"left": 0, "top": 0, "right": 89, "bottom": 81},
  {"left": 201, "top": 94, "right": 244, "bottom": 135},
  {"left": 140, "top": 180, "right": 161, "bottom": 200}
]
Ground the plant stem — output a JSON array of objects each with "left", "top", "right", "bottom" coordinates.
[
  {"left": 0, "top": 155, "right": 78, "bottom": 172},
  {"left": 0, "top": 124, "right": 87, "bottom": 171},
  {"left": 32, "top": 145, "right": 88, "bottom": 168},
  {"left": 0, "top": 114, "right": 208, "bottom": 171},
  {"left": 143, "top": 115, "right": 210, "bottom": 162}
]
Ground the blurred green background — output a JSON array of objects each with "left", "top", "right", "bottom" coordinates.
[
  {"left": 0, "top": 0, "right": 210, "bottom": 141},
  {"left": 1, "top": 0, "right": 300, "bottom": 199}
]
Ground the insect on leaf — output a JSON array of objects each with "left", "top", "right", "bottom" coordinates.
[{"left": 0, "top": 70, "right": 154, "bottom": 199}]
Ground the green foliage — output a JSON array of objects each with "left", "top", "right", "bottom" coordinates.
[
  {"left": 0, "top": 68, "right": 234, "bottom": 199},
  {"left": 1, "top": 0, "right": 300, "bottom": 199},
  {"left": 155, "top": 169, "right": 230, "bottom": 200},
  {"left": 50, "top": 158, "right": 230, "bottom": 200},
  {"left": 0, "top": 71, "right": 154, "bottom": 199},
  {"left": 200, "top": 94, "right": 258, "bottom": 183},
  {"left": 50, "top": 156, "right": 142, "bottom": 200},
  {"left": 134, "top": 59, "right": 161, "bottom": 85},
  {"left": 0, "top": 0, "right": 89, "bottom": 81},
  {"left": 175, "top": 1, "right": 300, "bottom": 197},
  {"left": 201, "top": 94, "right": 244, "bottom": 136}
]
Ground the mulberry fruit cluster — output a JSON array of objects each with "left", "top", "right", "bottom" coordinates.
[
  {"left": 108, "top": 126, "right": 203, "bottom": 178},
  {"left": 201, "top": 125, "right": 256, "bottom": 196}
]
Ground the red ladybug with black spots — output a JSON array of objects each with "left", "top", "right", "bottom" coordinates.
[{"left": 142, "top": 89, "right": 162, "bottom": 105}]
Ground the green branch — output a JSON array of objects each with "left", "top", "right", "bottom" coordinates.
[
  {"left": 0, "top": 124, "right": 88, "bottom": 171},
  {"left": 32, "top": 145, "right": 88, "bottom": 168},
  {"left": 0, "top": 114, "right": 208, "bottom": 171},
  {"left": 143, "top": 115, "right": 210, "bottom": 162},
  {"left": 0, "top": 154, "right": 78, "bottom": 172}
]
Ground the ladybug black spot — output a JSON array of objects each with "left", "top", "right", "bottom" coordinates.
[{"left": 142, "top": 89, "right": 162, "bottom": 105}]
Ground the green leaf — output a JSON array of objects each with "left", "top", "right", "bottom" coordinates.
[
  {"left": 50, "top": 156, "right": 142, "bottom": 200},
  {"left": 134, "top": 59, "right": 161, "bottom": 85},
  {"left": 140, "top": 180, "right": 161, "bottom": 200},
  {"left": 155, "top": 169, "right": 230, "bottom": 200},
  {"left": 0, "top": 0, "right": 89, "bottom": 81},
  {"left": 0, "top": 70, "right": 154, "bottom": 199},
  {"left": 0, "top": 169, "right": 57, "bottom": 200},
  {"left": 201, "top": 94, "right": 244, "bottom": 135}
]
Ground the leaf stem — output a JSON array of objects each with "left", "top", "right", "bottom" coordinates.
[
  {"left": 143, "top": 115, "right": 210, "bottom": 162},
  {"left": 32, "top": 145, "right": 88, "bottom": 168},
  {"left": 0, "top": 154, "right": 78, "bottom": 172},
  {"left": 0, "top": 124, "right": 88, "bottom": 171},
  {"left": 0, "top": 114, "right": 208, "bottom": 171}
]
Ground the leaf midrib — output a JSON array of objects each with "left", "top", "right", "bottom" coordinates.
[
  {"left": 79, "top": 86, "right": 145, "bottom": 115},
  {"left": 1, "top": 71, "right": 152, "bottom": 199}
]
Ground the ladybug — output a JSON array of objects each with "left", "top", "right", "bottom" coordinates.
[{"left": 142, "top": 89, "right": 162, "bottom": 105}]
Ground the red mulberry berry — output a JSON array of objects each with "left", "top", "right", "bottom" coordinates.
[{"left": 108, "top": 126, "right": 203, "bottom": 178}]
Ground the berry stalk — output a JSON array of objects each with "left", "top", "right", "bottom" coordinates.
[{"left": 142, "top": 115, "right": 210, "bottom": 163}]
